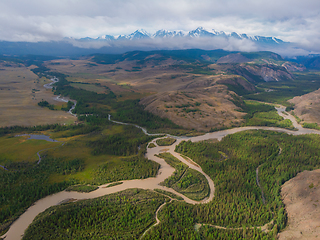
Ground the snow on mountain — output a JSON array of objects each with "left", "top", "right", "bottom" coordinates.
[
  {"left": 153, "top": 29, "right": 174, "bottom": 38},
  {"left": 188, "top": 27, "right": 218, "bottom": 38},
  {"left": 117, "top": 29, "right": 150, "bottom": 40},
  {"left": 153, "top": 29, "right": 187, "bottom": 38},
  {"left": 98, "top": 35, "right": 115, "bottom": 41},
  {"left": 78, "top": 27, "right": 285, "bottom": 45}
]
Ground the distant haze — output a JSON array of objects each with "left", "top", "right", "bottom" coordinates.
[{"left": 0, "top": 0, "right": 320, "bottom": 55}]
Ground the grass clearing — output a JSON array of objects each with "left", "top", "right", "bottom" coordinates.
[
  {"left": 70, "top": 82, "right": 108, "bottom": 93},
  {"left": 0, "top": 135, "right": 61, "bottom": 165},
  {"left": 156, "top": 137, "right": 176, "bottom": 146},
  {"left": 43, "top": 127, "right": 159, "bottom": 185}
]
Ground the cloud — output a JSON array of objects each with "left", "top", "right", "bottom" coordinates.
[
  {"left": 67, "top": 36, "right": 258, "bottom": 54},
  {"left": 0, "top": 0, "right": 319, "bottom": 54}
]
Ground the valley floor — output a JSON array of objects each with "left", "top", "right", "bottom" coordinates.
[{"left": 2, "top": 105, "right": 320, "bottom": 239}]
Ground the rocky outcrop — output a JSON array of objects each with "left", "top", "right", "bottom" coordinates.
[{"left": 244, "top": 64, "right": 293, "bottom": 82}]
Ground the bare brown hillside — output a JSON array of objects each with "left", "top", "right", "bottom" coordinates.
[
  {"left": 140, "top": 85, "right": 245, "bottom": 131},
  {"left": 278, "top": 170, "right": 320, "bottom": 240},
  {"left": 289, "top": 88, "right": 320, "bottom": 124},
  {"left": 45, "top": 58, "right": 249, "bottom": 131}
]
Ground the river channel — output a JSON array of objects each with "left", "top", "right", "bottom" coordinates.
[{"left": 2, "top": 106, "right": 320, "bottom": 240}]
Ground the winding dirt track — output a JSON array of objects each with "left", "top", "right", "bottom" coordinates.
[{"left": 2, "top": 106, "right": 320, "bottom": 240}]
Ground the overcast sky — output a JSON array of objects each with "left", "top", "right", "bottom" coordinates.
[{"left": 1, "top": 0, "right": 320, "bottom": 53}]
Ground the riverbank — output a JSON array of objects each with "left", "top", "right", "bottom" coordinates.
[{"left": 2, "top": 104, "right": 320, "bottom": 240}]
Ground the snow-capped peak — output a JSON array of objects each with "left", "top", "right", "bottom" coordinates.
[
  {"left": 78, "top": 28, "right": 285, "bottom": 45},
  {"left": 134, "top": 29, "right": 150, "bottom": 36}
]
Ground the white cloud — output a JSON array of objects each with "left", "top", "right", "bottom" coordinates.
[{"left": 0, "top": 0, "right": 319, "bottom": 54}]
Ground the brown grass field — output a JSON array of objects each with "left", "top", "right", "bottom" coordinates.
[
  {"left": 45, "top": 58, "right": 246, "bottom": 131},
  {"left": 0, "top": 63, "right": 76, "bottom": 127},
  {"left": 289, "top": 88, "right": 320, "bottom": 125},
  {"left": 279, "top": 170, "right": 320, "bottom": 240}
]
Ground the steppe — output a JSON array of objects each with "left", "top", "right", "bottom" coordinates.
[
  {"left": 279, "top": 170, "right": 320, "bottom": 240},
  {"left": 0, "top": 63, "right": 76, "bottom": 127},
  {"left": 46, "top": 58, "right": 247, "bottom": 131}
]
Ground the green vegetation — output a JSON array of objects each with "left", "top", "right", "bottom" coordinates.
[
  {"left": 61, "top": 101, "right": 74, "bottom": 112},
  {"left": 199, "top": 225, "right": 272, "bottom": 240},
  {"left": 106, "top": 182, "right": 123, "bottom": 188},
  {"left": 0, "top": 157, "right": 80, "bottom": 233},
  {"left": 38, "top": 100, "right": 55, "bottom": 110},
  {"left": 3, "top": 52, "right": 320, "bottom": 239},
  {"left": 148, "top": 143, "right": 156, "bottom": 148},
  {"left": 65, "top": 185, "right": 98, "bottom": 193},
  {"left": 158, "top": 153, "right": 188, "bottom": 186},
  {"left": 153, "top": 189, "right": 184, "bottom": 200},
  {"left": 37, "top": 100, "right": 73, "bottom": 112},
  {"left": 31, "top": 66, "right": 182, "bottom": 134},
  {"left": 243, "top": 72, "right": 320, "bottom": 106},
  {"left": 0, "top": 135, "right": 61, "bottom": 164},
  {"left": 70, "top": 82, "right": 108, "bottom": 93},
  {"left": 23, "top": 189, "right": 167, "bottom": 240},
  {"left": 0, "top": 123, "right": 160, "bottom": 234},
  {"left": 87, "top": 125, "right": 154, "bottom": 156},
  {"left": 155, "top": 137, "right": 176, "bottom": 146},
  {"left": 151, "top": 130, "right": 320, "bottom": 239},
  {"left": 91, "top": 49, "right": 235, "bottom": 65},
  {"left": 158, "top": 153, "right": 209, "bottom": 201},
  {"left": 93, "top": 154, "right": 159, "bottom": 185},
  {"left": 303, "top": 122, "right": 320, "bottom": 130},
  {"left": 231, "top": 98, "right": 295, "bottom": 129}
]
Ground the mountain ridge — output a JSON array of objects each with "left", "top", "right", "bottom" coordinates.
[{"left": 75, "top": 27, "right": 285, "bottom": 46}]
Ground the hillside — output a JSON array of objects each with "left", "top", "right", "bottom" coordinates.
[
  {"left": 2, "top": 50, "right": 320, "bottom": 239},
  {"left": 289, "top": 86, "right": 320, "bottom": 125},
  {"left": 44, "top": 49, "right": 300, "bottom": 130},
  {"left": 279, "top": 170, "right": 320, "bottom": 239}
]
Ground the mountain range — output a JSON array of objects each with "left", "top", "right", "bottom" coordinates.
[
  {"left": 0, "top": 27, "right": 306, "bottom": 57},
  {"left": 75, "top": 27, "right": 285, "bottom": 46}
]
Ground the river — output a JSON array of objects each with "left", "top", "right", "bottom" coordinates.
[
  {"left": 2, "top": 105, "right": 320, "bottom": 240},
  {"left": 43, "top": 76, "right": 77, "bottom": 117}
]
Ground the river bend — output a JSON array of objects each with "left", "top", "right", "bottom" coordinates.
[{"left": 2, "top": 105, "right": 320, "bottom": 240}]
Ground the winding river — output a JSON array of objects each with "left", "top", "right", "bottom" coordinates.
[
  {"left": 44, "top": 76, "right": 77, "bottom": 117},
  {"left": 2, "top": 106, "right": 320, "bottom": 240}
]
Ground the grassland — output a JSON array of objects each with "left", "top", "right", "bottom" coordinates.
[
  {"left": 70, "top": 82, "right": 109, "bottom": 93},
  {"left": 43, "top": 124, "right": 159, "bottom": 185},
  {"left": 0, "top": 64, "right": 76, "bottom": 127},
  {"left": 0, "top": 135, "right": 61, "bottom": 166},
  {"left": 0, "top": 123, "right": 160, "bottom": 234}
]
